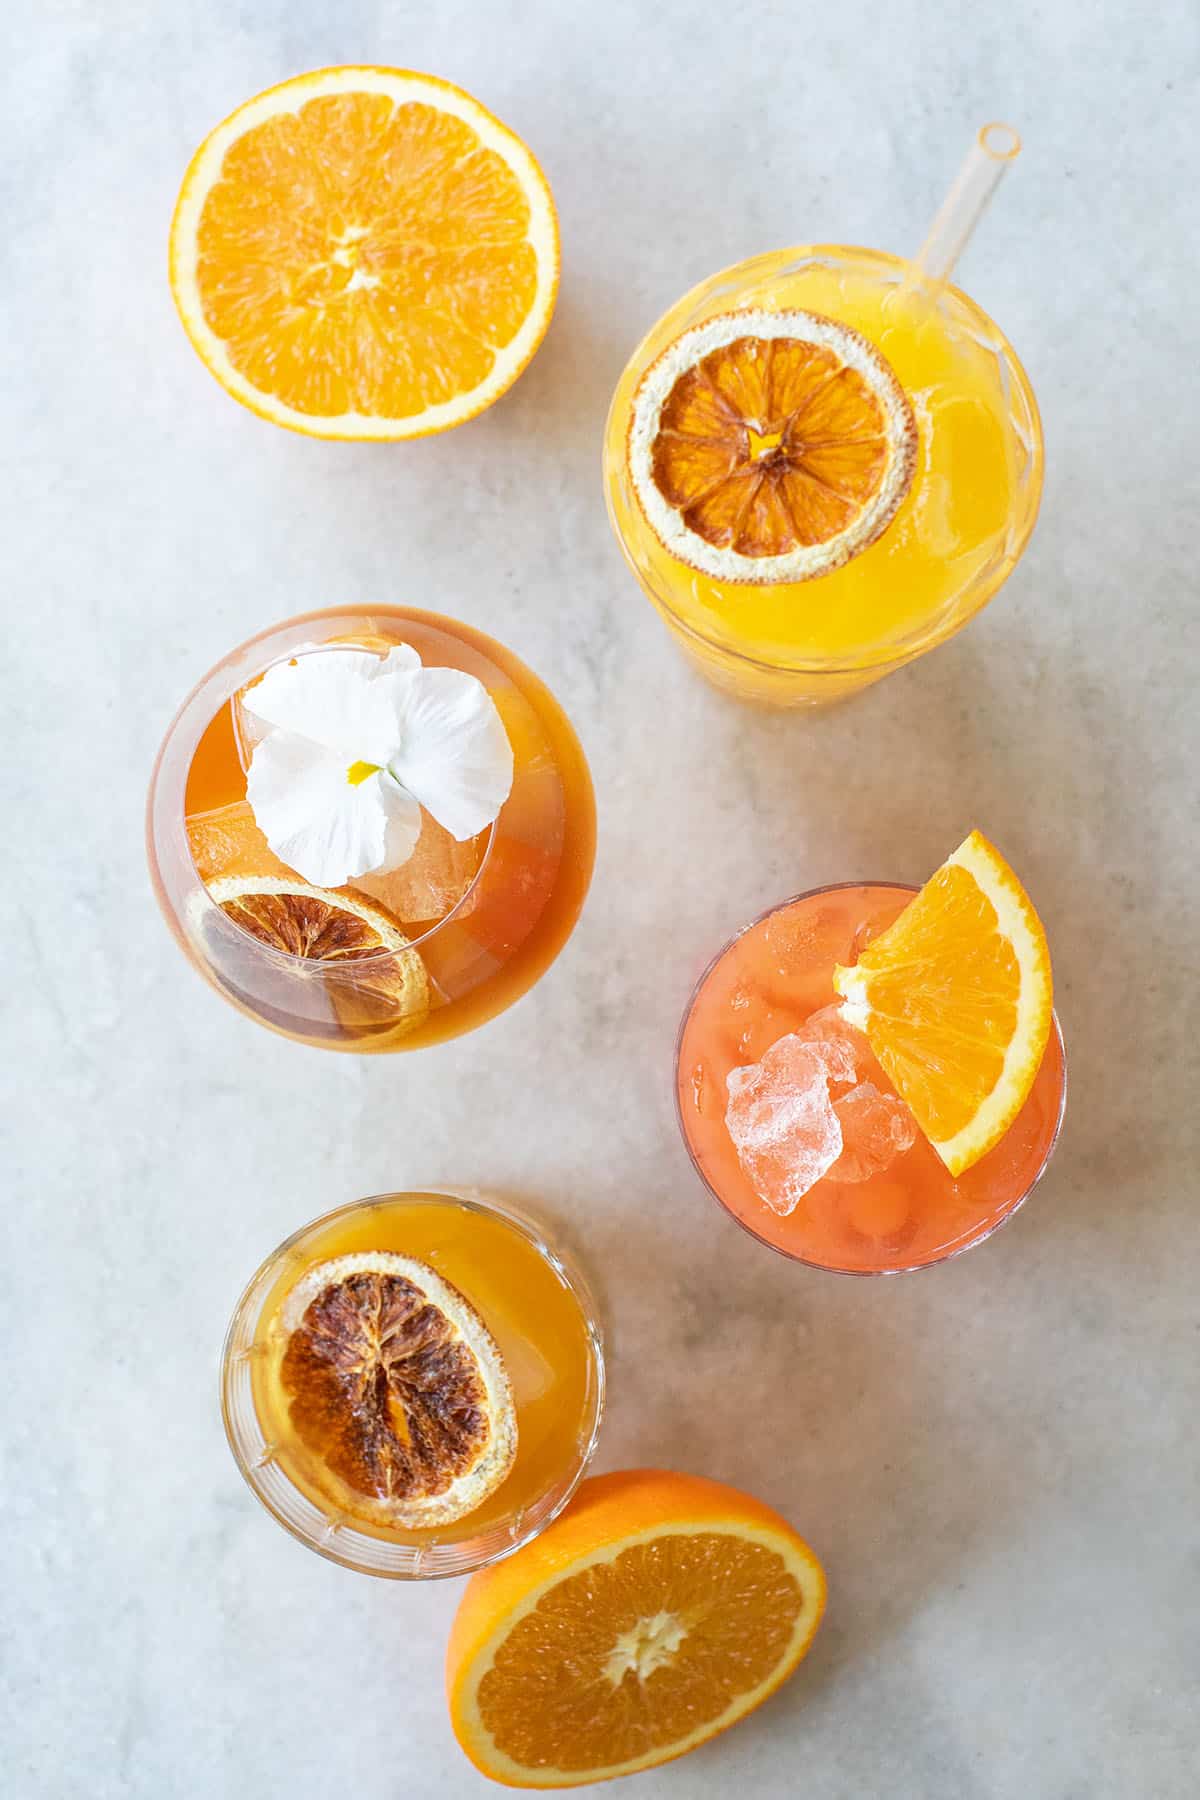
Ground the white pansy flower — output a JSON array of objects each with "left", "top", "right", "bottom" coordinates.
[{"left": 243, "top": 646, "right": 513, "bottom": 888}]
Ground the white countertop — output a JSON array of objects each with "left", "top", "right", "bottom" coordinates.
[{"left": 6, "top": 2, "right": 1197, "bottom": 1795}]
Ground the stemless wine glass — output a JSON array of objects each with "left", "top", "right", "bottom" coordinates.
[
  {"left": 147, "top": 606, "right": 595, "bottom": 1049},
  {"left": 222, "top": 1190, "right": 606, "bottom": 1578}
]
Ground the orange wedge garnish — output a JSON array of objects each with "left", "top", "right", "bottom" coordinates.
[
  {"left": 628, "top": 309, "right": 916, "bottom": 583},
  {"left": 446, "top": 1469, "right": 826, "bottom": 1787},
  {"left": 169, "top": 68, "right": 559, "bottom": 438},
  {"left": 833, "top": 831, "right": 1053, "bottom": 1176}
]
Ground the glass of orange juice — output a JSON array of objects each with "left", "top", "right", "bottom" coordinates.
[
  {"left": 147, "top": 606, "right": 595, "bottom": 1050},
  {"left": 222, "top": 1191, "right": 605, "bottom": 1578},
  {"left": 676, "top": 873, "right": 1066, "bottom": 1274},
  {"left": 603, "top": 128, "right": 1041, "bottom": 705}
]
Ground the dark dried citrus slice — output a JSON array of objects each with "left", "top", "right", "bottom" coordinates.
[
  {"left": 203, "top": 875, "right": 429, "bottom": 1035},
  {"left": 628, "top": 308, "right": 916, "bottom": 583},
  {"left": 278, "top": 1253, "right": 517, "bottom": 1528}
]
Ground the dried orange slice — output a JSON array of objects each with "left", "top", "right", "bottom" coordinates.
[
  {"left": 446, "top": 1469, "right": 826, "bottom": 1787},
  {"left": 169, "top": 68, "right": 559, "bottom": 438},
  {"left": 834, "top": 831, "right": 1053, "bottom": 1176},
  {"left": 279, "top": 1253, "right": 516, "bottom": 1529},
  {"left": 629, "top": 309, "right": 916, "bottom": 583},
  {"left": 204, "top": 875, "right": 429, "bottom": 1034}
]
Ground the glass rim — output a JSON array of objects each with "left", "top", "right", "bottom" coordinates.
[
  {"left": 149, "top": 605, "right": 503, "bottom": 968},
  {"left": 605, "top": 243, "right": 1045, "bottom": 677},
  {"left": 220, "top": 1188, "right": 607, "bottom": 1579},
  {"left": 673, "top": 880, "right": 1068, "bottom": 1276}
]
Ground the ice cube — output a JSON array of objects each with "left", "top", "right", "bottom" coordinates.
[
  {"left": 850, "top": 916, "right": 882, "bottom": 960},
  {"left": 761, "top": 903, "right": 840, "bottom": 964},
  {"left": 846, "top": 1177, "right": 912, "bottom": 1241},
  {"left": 725, "top": 1004, "right": 804, "bottom": 1068},
  {"left": 830, "top": 1082, "right": 917, "bottom": 1184},
  {"left": 232, "top": 686, "right": 269, "bottom": 769},
  {"left": 185, "top": 800, "right": 294, "bottom": 884},
  {"left": 357, "top": 811, "right": 486, "bottom": 926},
  {"left": 687, "top": 1058, "right": 720, "bottom": 1121},
  {"left": 792, "top": 1004, "right": 864, "bottom": 1090},
  {"left": 725, "top": 1036, "right": 843, "bottom": 1215}
]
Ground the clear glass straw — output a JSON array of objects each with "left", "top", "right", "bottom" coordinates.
[{"left": 911, "top": 123, "right": 1021, "bottom": 289}]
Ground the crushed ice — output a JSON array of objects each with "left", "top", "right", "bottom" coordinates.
[{"left": 725, "top": 1007, "right": 916, "bottom": 1214}]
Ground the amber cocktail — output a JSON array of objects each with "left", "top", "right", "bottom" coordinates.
[
  {"left": 222, "top": 1192, "right": 605, "bottom": 1578},
  {"left": 148, "top": 607, "right": 595, "bottom": 1050}
]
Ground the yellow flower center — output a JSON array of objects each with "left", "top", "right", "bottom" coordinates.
[{"left": 345, "top": 759, "right": 381, "bottom": 787}]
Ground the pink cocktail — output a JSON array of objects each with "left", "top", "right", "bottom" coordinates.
[{"left": 676, "top": 883, "right": 1066, "bottom": 1274}]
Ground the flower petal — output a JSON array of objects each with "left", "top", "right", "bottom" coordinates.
[
  {"left": 375, "top": 779, "right": 425, "bottom": 876},
  {"left": 242, "top": 645, "right": 420, "bottom": 763},
  {"left": 245, "top": 731, "right": 421, "bottom": 888},
  {"left": 384, "top": 667, "right": 515, "bottom": 841}
]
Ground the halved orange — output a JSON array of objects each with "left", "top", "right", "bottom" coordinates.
[
  {"left": 446, "top": 1469, "right": 826, "bottom": 1787},
  {"left": 628, "top": 309, "right": 916, "bottom": 583},
  {"left": 278, "top": 1252, "right": 516, "bottom": 1529},
  {"left": 169, "top": 68, "right": 559, "bottom": 437},
  {"left": 834, "top": 831, "right": 1053, "bottom": 1175}
]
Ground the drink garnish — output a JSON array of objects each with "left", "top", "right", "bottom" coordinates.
[
  {"left": 203, "top": 876, "right": 429, "bottom": 1035},
  {"left": 242, "top": 645, "right": 513, "bottom": 888},
  {"left": 834, "top": 830, "right": 1053, "bottom": 1174},
  {"left": 628, "top": 308, "right": 916, "bottom": 583},
  {"left": 279, "top": 1252, "right": 517, "bottom": 1529}
]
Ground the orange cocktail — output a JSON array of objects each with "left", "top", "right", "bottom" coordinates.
[
  {"left": 223, "top": 1192, "right": 605, "bottom": 1578},
  {"left": 677, "top": 883, "right": 1065, "bottom": 1274},
  {"left": 147, "top": 607, "right": 595, "bottom": 1050},
  {"left": 604, "top": 245, "right": 1042, "bottom": 706}
]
